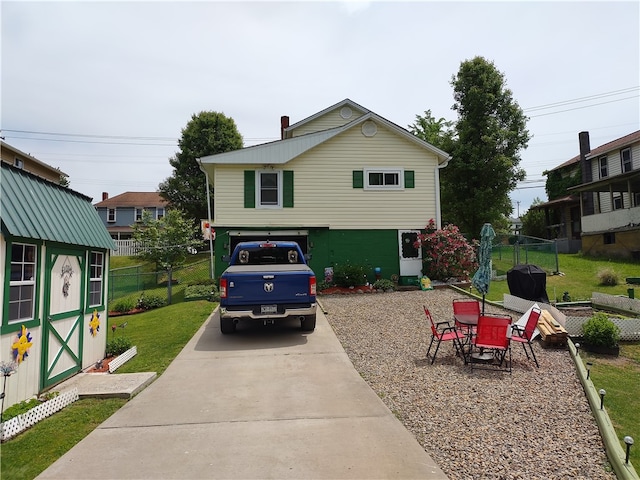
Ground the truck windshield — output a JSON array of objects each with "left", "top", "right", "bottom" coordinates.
[{"left": 236, "top": 247, "right": 302, "bottom": 265}]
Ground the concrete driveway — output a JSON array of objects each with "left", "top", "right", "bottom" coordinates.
[{"left": 37, "top": 307, "right": 447, "bottom": 479}]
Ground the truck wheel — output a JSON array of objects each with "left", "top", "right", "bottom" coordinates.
[
  {"left": 221, "top": 317, "right": 236, "bottom": 334},
  {"left": 301, "top": 314, "right": 316, "bottom": 331}
]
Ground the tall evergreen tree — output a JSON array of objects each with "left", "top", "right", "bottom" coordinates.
[
  {"left": 441, "top": 56, "right": 530, "bottom": 237},
  {"left": 159, "top": 111, "right": 243, "bottom": 221}
]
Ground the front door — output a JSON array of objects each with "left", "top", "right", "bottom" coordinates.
[
  {"left": 41, "top": 247, "right": 85, "bottom": 390},
  {"left": 398, "top": 230, "right": 422, "bottom": 277}
]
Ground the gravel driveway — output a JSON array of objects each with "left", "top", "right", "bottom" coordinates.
[{"left": 320, "top": 288, "right": 615, "bottom": 480}]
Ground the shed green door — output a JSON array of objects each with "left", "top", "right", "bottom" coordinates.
[{"left": 41, "top": 247, "right": 85, "bottom": 390}]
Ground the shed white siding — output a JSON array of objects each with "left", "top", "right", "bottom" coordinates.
[{"left": 214, "top": 123, "right": 439, "bottom": 229}]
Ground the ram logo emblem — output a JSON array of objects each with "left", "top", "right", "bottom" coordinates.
[{"left": 264, "top": 282, "right": 274, "bottom": 293}]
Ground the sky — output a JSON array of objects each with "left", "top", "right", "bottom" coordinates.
[{"left": 2, "top": 0, "right": 639, "bottom": 217}]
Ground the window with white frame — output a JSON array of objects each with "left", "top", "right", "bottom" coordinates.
[
  {"left": 613, "top": 193, "right": 624, "bottom": 210},
  {"left": 9, "top": 243, "right": 36, "bottom": 323},
  {"left": 156, "top": 207, "right": 165, "bottom": 220},
  {"left": 599, "top": 156, "right": 608, "bottom": 178},
  {"left": 621, "top": 148, "right": 632, "bottom": 173},
  {"left": 135, "top": 207, "right": 144, "bottom": 222},
  {"left": 89, "top": 251, "right": 104, "bottom": 307},
  {"left": 364, "top": 168, "right": 403, "bottom": 190},
  {"left": 14, "top": 158, "right": 24, "bottom": 169},
  {"left": 256, "top": 170, "right": 282, "bottom": 207},
  {"left": 107, "top": 208, "right": 116, "bottom": 222}
]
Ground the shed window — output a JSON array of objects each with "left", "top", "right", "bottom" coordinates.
[
  {"left": 621, "top": 148, "right": 632, "bottom": 173},
  {"left": 9, "top": 243, "right": 36, "bottom": 323},
  {"left": 89, "top": 251, "right": 104, "bottom": 307}
]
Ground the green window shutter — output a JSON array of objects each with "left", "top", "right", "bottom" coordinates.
[
  {"left": 404, "top": 170, "right": 415, "bottom": 188},
  {"left": 283, "top": 170, "right": 294, "bottom": 208},
  {"left": 353, "top": 170, "right": 364, "bottom": 188},
  {"left": 244, "top": 170, "right": 255, "bottom": 208}
]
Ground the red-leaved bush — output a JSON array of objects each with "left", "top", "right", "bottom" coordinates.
[{"left": 414, "top": 219, "right": 478, "bottom": 281}]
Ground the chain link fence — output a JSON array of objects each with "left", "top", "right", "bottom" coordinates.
[
  {"left": 491, "top": 234, "right": 559, "bottom": 276},
  {"left": 108, "top": 259, "right": 212, "bottom": 304}
]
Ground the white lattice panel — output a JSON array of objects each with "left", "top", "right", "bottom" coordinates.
[
  {"left": 568, "top": 316, "right": 640, "bottom": 342},
  {"left": 1, "top": 388, "right": 78, "bottom": 441},
  {"left": 109, "top": 346, "right": 137, "bottom": 373},
  {"left": 592, "top": 292, "right": 640, "bottom": 315}
]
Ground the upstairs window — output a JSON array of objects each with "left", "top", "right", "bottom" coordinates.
[
  {"left": 621, "top": 147, "right": 632, "bottom": 173},
  {"left": 88, "top": 251, "right": 104, "bottom": 307},
  {"left": 107, "top": 208, "right": 116, "bottom": 222},
  {"left": 258, "top": 171, "right": 281, "bottom": 207},
  {"left": 599, "top": 156, "right": 608, "bottom": 178},
  {"left": 364, "top": 168, "right": 403, "bottom": 190},
  {"left": 156, "top": 207, "right": 165, "bottom": 220},
  {"left": 135, "top": 207, "right": 144, "bottom": 222},
  {"left": 9, "top": 243, "right": 36, "bottom": 323}
]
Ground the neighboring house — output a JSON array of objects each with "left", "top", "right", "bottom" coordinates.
[
  {"left": 509, "top": 217, "right": 522, "bottom": 235},
  {"left": 94, "top": 191, "right": 168, "bottom": 241},
  {"left": 537, "top": 130, "right": 640, "bottom": 258},
  {"left": 1, "top": 140, "right": 68, "bottom": 184},
  {"left": 1, "top": 159, "right": 116, "bottom": 408},
  {"left": 198, "top": 99, "right": 451, "bottom": 283}
]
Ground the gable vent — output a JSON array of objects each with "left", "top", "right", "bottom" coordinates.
[
  {"left": 362, "top": 120, "right": 377, "bottom": 137},
  {"left": 340, "top": 106, "right": 353, "bottom": 119}
]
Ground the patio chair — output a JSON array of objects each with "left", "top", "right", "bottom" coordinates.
[
  {"left": 452, "top": 298, "right": 481, "bottom": 335},
  {"left": 424, "top": 306, "right": 465, "bottom": 364},
  {"left": 471, "top": 314, "right": 513, "bottom": 373},
  {"left": 510, "top": 306, "right": 542, "bottom": 368}
]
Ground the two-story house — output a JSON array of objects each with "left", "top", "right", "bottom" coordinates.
[
  {"left": 94, "top": 191, "right": 168, "bottom": 242},
  {"left": 197, "top": 99, "right": 451, "bottom": 283},
  {"left": 568, "top": 130, "right": 640, "bottom": 258},
  {"left": 1, "top": 143, "right": 115, "bottom": 408},
  {"left": 538, "top": 130, "right": 640, "bottom": 258}
]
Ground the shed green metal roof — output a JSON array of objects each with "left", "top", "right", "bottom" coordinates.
[{"left": 1, "top": 162, "right": 116, "bottom": 250}]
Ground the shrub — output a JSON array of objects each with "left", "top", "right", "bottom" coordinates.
[
  {"left": 373, "top": 279, "right": 395, "bottom": 291},
  {"left": 332, "top": 263, "right": 368, "bottom": 288},
  {"left": 581, "top": 312, "right": 620, "bottom": 348},
  {"left": 415, "top": 219, "right": 478, "bottom": 281},
  {"left": 597, "top": 267, "right": 619, "bottom": 286},
  {"left": 137, "top": 292, "right": 166, "bottom": 310},
  {"left": 111, "top": 298, "right": 135, "bottom": 313},
  {"left": 106, "top": 337, "right": 133, "bottom": 357},
  {"left": 185, "top": 284, "right": 217, "bottom": 301}
]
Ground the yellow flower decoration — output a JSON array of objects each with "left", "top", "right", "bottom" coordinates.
[
  {"left": 89, "top": 310, "right": 100, "bottom": 337},
  {"left": 12, "top": 325, "right": 33, "bottom": 363}
]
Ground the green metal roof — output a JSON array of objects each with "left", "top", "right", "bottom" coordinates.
[{"left": 1, "top": 162, "right": 116, "bottom": 250}]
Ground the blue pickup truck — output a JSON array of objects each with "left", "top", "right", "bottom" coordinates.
[{"left": 218, "top": 240, "right": 317, "bottom": 333}]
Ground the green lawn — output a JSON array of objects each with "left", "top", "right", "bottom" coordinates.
[
  {"left": 487, "top": 253, "right": 640, "bottom": 303},
  {"left": 0, "top": 300, "right": 215, "bottom": 480},
  {"left": 579, "top": 343, "right": 640, "bottom": 467}
]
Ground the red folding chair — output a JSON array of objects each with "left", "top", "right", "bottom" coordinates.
[
  {"left": 424, "top": 306, "right": 465, "bottom": 364},
  {"left": 452, "top": 298, "right": 481, "bottom": 335},
  {"left": 471, "top": 314, "right": 512, "bottom": 373},
  {"left": 511, "top": 306, "right": 541, "bottom": 368}
]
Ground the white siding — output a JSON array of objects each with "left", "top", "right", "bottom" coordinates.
[
  {"left": 291, "top": 107, "right": 367, "bottom": 137},
  {"left": 215, "top": 123, "right": 440, "bottom": 229}
]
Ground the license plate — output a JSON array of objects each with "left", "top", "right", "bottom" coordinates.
[{"left": 261, "top": 305, "right": 278, "bottom": 314}]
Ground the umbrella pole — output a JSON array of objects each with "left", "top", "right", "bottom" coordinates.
[{"left": 482, "top": 295, "right": 486, "bottom": 314}]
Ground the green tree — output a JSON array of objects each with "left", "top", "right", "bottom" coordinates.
[
  {"left": 521, "top": 197, "right": 547, "bottom": 238},
  {"left": 159, "top": 111, "right": 243, "bottom": 221},
  {"left": 408, "top": 110, "right": 455, "bottom": 152},
  {"left": 132, "top": 209, "right": 200, "bottom": 278},
  {"left": 441, "top": 56, "right": 530, "bottom": 236}
]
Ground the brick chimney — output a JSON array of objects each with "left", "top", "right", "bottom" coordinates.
[
  {"left": 280, "top": 115, "right": 289, "bottom": 140},
  {"left": 578, "top": 131, "right": 594, "bottom": 215},
  {"left": 102, "top": 192, "right": 108, "bottom": 201}
]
